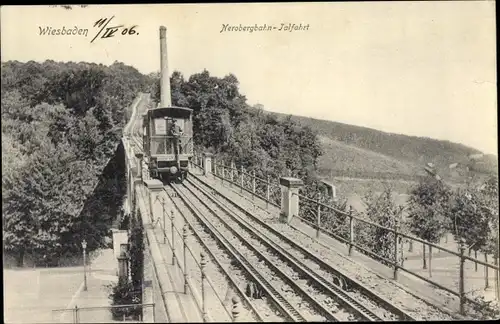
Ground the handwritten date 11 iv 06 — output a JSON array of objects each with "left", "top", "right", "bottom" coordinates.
[{"left": 91, "top": 16, "right": 138, "bottom": 43}]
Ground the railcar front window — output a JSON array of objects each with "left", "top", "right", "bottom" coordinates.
[{"left": 154, "top": 118, "right": 167, "bottom": 135}]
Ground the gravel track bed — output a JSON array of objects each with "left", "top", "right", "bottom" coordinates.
[
  {"left": 181, "top": 183, "right": 345, "bottom": 322},
  {"left": 175, "top": 184, "right": 327, "bottom": 322},
  {"left": 164, "top": 187, "right": 284, "bottom": 322},
  {"left": 191, "top": 175, "right": 456, "bottom": 321},
  {"left": 195, "top": 183, "right": 400, "bottom": 321}
]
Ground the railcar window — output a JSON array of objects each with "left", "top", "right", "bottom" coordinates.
[
  {"left": 176, "top": 119, "right": 185, "bottom": 131},
  {"left": 154, "top": 118, "right": 167, "bottom": 135}
]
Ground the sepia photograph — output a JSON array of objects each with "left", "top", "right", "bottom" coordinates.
[{"left": 1, "top": 2, "right": 498, "bottom": 323}]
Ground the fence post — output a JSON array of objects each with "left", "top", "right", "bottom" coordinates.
[
  {"left": 137, "top": 154, "right": 144, "bottom": 181},
  {"left": 316, "top": 201, "right": 321, "bottom": 240},
  {"left": 183, "top": 224, "right": 189, "bottom": 294},
  {"left": 202, "top": 153, "right": 212, "bottom": 176},
  {"left": 221, "top": 161, "right": 224, "bottom": 185},
  {"left": 484, "top": 253, "right": 489, "bottom": 289},
  {"left": 232, "top": 296, "right": 241, "bottom": 322},
  {"left": 213, "top": 157, "right": 217, "bottom": 179},
  {"left": 400, "top": 236, "right": 405, "bottom": 267},
  {"left": 459, "top": 239, "right": 466, "bottom": 315},
  {"left": 252, "top": 170, "right": 256, "bottom": 200},
  {"left": 279, "top": 177, "right": 303, "bottom": 224},
  {"left": 393, "top": 218, "right": 399, "bottom": 280},
  {"left": 495, "top": 255, "right": 499, "bottom": 301},
  {"left": 348, "top": 206, "right": 355, "bottom": 256},
  {"left": 475, "top": 250, "right": 478, "bottom": 272},
  {"left": 148, "top": 188, "right": 155, "bottom": 222},
  {"left": 429, "top": 244, "right": 433, "bottom": 278},
  {"left": 230, "top": 161, "right": 234, "bottom": 187},
  {"left": 266, "top": 175, "right": 270, "bottom": 209},
  {"left": 162, "top": 198, "right": 167, "bottom": 244},
  {"left": 200, "top": 252, "right": 208, "bottom": 322},
  {"left": 171, "top": 210, "right": 175, "bottom": 265},
  {"left": 74, "top": 305, "right": 79, "bottom": 324},
  {"left": 422, "top": 243, "right": 427, "bottom": 269},
  {"left": 240, "top": 165, "right": 244, "bottom": 193}
]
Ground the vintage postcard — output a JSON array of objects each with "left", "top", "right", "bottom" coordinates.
[{"left": 1, "top": 2, "right": 498, "bottom": 323}]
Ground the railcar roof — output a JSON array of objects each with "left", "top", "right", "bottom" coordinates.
[{"left": 147, "top": 106, "right": 193, "bottom": 119}]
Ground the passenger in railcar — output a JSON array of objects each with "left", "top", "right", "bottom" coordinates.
[{"left": 170, "top": 119, "right": 184, "bottom": 155}]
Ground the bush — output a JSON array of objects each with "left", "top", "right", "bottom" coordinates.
[{"left": 107, "top": 280, "right": 142, "bottom": 321}]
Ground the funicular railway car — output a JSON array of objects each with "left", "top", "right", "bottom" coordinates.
[{"left": 142, "top": 106, "right": 193, "bottom": 182}]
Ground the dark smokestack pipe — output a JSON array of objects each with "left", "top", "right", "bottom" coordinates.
[{"left": 159, "top": 26, "right": 172, "bottom": 107}]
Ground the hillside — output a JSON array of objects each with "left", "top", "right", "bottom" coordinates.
[
  {"left": 268, "top": 112, "right": 497, "bottom": 185},
  {"left": 1, "top": 59, "right": 154, "bottom": 266},
  {"left": 316, "top": 136, "right": 425, "bottom": 181}
]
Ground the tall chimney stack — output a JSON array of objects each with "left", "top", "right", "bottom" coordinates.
[{"left": 159, "top": 26, "right": 172, "bottom": 107}]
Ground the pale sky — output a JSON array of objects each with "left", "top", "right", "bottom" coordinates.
[{"left": 1, "top": 3, "right": 497, "bottom": 155}]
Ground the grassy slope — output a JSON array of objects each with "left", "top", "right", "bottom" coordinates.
[{"left": 268, "top": 111, "right": 497, "bottom": 199}]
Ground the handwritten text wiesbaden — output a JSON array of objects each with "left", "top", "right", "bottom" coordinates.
[{"left": 39, "top": 26, "right": 89, "bottom": 37}]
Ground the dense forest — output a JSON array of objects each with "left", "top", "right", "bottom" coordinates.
[{"left": 2, "top": 60, "right": 155, "bottom": 266}]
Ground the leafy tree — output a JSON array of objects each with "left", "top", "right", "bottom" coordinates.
[
  {"left": 2, "top": 59, "right": 150, "bottom": 265},
  {"left": 356, "top": 187, "right": 404, "bottom": 267},
  {"left": 441, "top": 176, "right": 498, "bottom": 281},
  {"left": 406, "top": 177, "right": 452, "bottom": 269}
]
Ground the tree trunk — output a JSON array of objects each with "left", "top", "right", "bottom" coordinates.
[
  {"left": 429, "top": 246, "right": 432, "bottom": 277},
  {"left": 422, "top": 243, "right": 427, "bottom": 269},
  {"left": 475, "top": 249, "right": 478, "bottom": 272},
  {"left": 16, "top": 249, "right": 25, "bottom": 267}
]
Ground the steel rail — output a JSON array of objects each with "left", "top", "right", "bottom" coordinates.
[{"left": 169, "top": 184, "right": 310, "bottom": 322}]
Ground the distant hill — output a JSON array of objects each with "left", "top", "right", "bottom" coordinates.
[{"left": 267, "top": 111, "right": 498, "bottom": 186}]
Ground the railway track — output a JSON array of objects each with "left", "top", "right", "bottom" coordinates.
[
  {"left": 162, "top": 186, "right": 273, "bottom": 322},
  {"left": 172, "top": 182, "right": 388, "bottom": 322},
  {"left": 185, "top": 176, "right": 418, "bottom": 321},
  {"left": 166, "top": 184, "right": 319, "bottom": 322}
]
